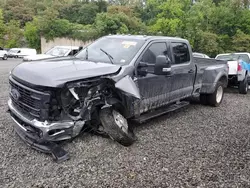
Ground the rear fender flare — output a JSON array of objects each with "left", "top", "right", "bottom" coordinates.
[{"left": 200, "top": 70, "right": 228, "bottom": 94}]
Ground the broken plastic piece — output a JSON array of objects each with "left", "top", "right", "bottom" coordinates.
[
  {"left": 47, "top": 142, "right": 70, "bottom": 163},
  {"left": 115, "top": 75, "right": 141, "bottom": 99}
]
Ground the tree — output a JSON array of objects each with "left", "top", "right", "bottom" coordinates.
[
  {"left": 0, "top": 9, "right": 6, "bottom": 46},
  {"left": 60, "top": 3, "right": 99, "bottom": 25},
  {"left": 3, "top": 0, "right": 34, "bottom": 27},
  {"left": 94, "top": 12, "right": 146, "bottom": 35},
  {"left": 24, "top": 19, "right": 40, "bottom": 50},
  {"left": 232, "top": 30, "right": 250, "bottom": 52},
  {"left": 148, "top": 0, "right": 191, "bottom": 36},
  {"left": 4, "top": 20, "right": 23, "bottom": 48}
]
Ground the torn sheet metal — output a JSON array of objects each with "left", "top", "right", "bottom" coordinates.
[{"left": 115, "top": 75, "right": 141, "bottom": 99}]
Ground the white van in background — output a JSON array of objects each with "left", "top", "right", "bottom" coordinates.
[
  {"left": 8, "top": 48, "right": 37, "bottom": 58},
  {"left": 0, "top": 47, "right": 8, "bottom": 60},
  {"left": 23, "top": 46, "right": 81, "bottom": 61}
]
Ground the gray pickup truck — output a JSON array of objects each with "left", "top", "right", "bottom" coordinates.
[{"left": 8, "top": 35, "right": 228, "bottom": 161}]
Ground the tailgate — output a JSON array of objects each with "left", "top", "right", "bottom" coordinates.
[{"left": 227, "top": 61, "right": 238, "bottom": 75}]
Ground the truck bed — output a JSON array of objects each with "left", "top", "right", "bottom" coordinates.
[
  {"left": 193, "top": 57, "right": 228, "bottom": 94},
  {"left": 193, "top": 57, "right": 227, "bottom": 69}
]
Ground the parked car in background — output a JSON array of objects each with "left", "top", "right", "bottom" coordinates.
[
  {"left": 215, "top": 53, "right": 250, "bottom": 94},
  {"left": 23, "top": 46, "right": 81, "bottom": 61},
  {"left": 0, "top": 47, "right": 8, "bottom": 60},
  {"left": 8, "top": 35, "right": 228, "bottom": 161},
  {"left": 193, "top": 52, "right": 210, "bottom": 58},
  {"left": 7, "top": 48, "right": 19, "bottom": 58},
  {"left": 8, "top": 48, "right": 37, "bottom": 58}
]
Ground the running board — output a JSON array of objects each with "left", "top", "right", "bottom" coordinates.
[{"left": 134, "top": 101, "right": 189, "bottom": 123}]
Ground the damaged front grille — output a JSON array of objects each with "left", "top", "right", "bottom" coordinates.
[{"left": 9, "top": 77, "right": 51, "bottom": 121}]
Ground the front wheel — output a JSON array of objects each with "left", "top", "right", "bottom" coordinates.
[
  {"left": 2, "top": 54, "right": 7, "bottom": 60},
  {"left": 99, "top": 108, "right": 136, "bottom": 146}
]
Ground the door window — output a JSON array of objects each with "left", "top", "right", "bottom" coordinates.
[
  {"left": 141, "top": 42, "right": 168, "bottom": 65},
  {"left": 171, "top": 43, "right": 190, "bottom": 64}
]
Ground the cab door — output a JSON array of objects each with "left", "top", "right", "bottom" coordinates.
[
  {"left": 135, "top": 41, "right": 172, "bottom": 114},
  {"left": 168, "top": 42, "right": 195, "bottom": 102}
]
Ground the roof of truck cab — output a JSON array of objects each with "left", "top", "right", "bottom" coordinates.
[{"left": 105, "top": 35, "right": 188, "bottom": 43}]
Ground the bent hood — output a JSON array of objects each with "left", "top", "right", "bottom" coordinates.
[{"left": 11, "top": 59, "right": 121, "bottom": 87}]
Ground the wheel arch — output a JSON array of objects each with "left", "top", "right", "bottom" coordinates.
[{"left": 218, "top": 75, "right": 228, "bottom": 88}]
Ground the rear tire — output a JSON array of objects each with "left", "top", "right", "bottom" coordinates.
[
  {"left": 200, "top": 82, "right": 224, "bottom": 107},
  {"left": 207, "top": 82, "right": 224, "bottom": 107},
  {"left": 200, "top": 94, "right": 208, "bottom": 105},
  {"left": 239, "top": 78, "right": 248, "bottom": 94},
  {"left": 99, "top": 108, "right": 136, "bottom": 146}
]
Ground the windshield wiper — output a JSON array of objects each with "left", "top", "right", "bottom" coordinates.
[{"left": 100, "top": 48, "right": 114, "bottom": 64}]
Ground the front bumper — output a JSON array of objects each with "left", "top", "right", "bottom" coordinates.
[{"left": 8, "top": 99, "right": 85, "bottom": 162}]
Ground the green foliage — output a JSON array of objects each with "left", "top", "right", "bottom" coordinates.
[
  {"left": 232, "top": 30, "right": 250, "bottom": 52},
  {"left": 24, "top": 19, "right": 40, "bottom": 50},
  {"left": 94, "top": 10, "right": 146, "bottom": 35},
  {"left": 59, "top": 2, "right": 99, "bottom": 25},
  {"left": 5, "top": 20, "right": 23, "bottom": 48},
  {"left": 3, "top": 0, "right": 34, "bottom": 27},
  {"left": 0, "top": 9, "right": 6, "bottom": 46}
]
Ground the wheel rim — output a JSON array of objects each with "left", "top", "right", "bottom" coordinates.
[
  {"left": 245, "top": 82, "right": 248, "bottom": 92},
  {"left": 112, "top": 110, "right": 128, "bottom": 134},
  {"left": 216, "top": 86, "right": 223, "bottom": 103}
]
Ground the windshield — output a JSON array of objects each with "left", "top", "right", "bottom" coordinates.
[
  {"left": 216, "top": 54, "right": 250, "bottom": 63},
  {"left": 45, "top": 47, "right": 70, "bottom": 56},
  {"left": 9, "top": 49, "right": 19, "bottom": 53},
  {"left": 76, "top": 37, "right": 145, "bottom": 65}
]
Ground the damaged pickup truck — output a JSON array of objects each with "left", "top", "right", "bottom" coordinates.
[{"left": 8, "top": 35, "right": 228, "bottom": 162}]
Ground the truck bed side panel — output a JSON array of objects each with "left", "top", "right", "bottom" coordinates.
[{"left": 193, "top": 57, "right": 228, "bottom": 94}]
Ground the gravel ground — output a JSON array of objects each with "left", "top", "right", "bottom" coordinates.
[{"left": 1, "top": 59, "right": 250, "bottom": 188}]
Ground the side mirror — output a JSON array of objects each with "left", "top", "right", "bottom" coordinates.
[{"left": 154, "top": 55, "right": 171, "bottom": 75}]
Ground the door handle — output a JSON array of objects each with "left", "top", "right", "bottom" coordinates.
[{"left": 188, "top": 69, "right": 194, "bottom": 73}]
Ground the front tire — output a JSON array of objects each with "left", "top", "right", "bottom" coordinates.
[
  {"left": 239, "top": 78, "right": 248, "bottom": 94},
  {"left": 99, "top": 108, "right": 136, "bottom": 146},
  {"left": 2, "top": 54, "right": 7, "bottom": 60}
]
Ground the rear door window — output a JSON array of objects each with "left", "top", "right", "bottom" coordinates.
[{"left": 171, "top": 42, "right": 190, "bottom": 64}]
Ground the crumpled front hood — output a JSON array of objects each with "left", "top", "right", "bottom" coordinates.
[{"left": 11, "top": 59, "right": 121, "bottom": 87}]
